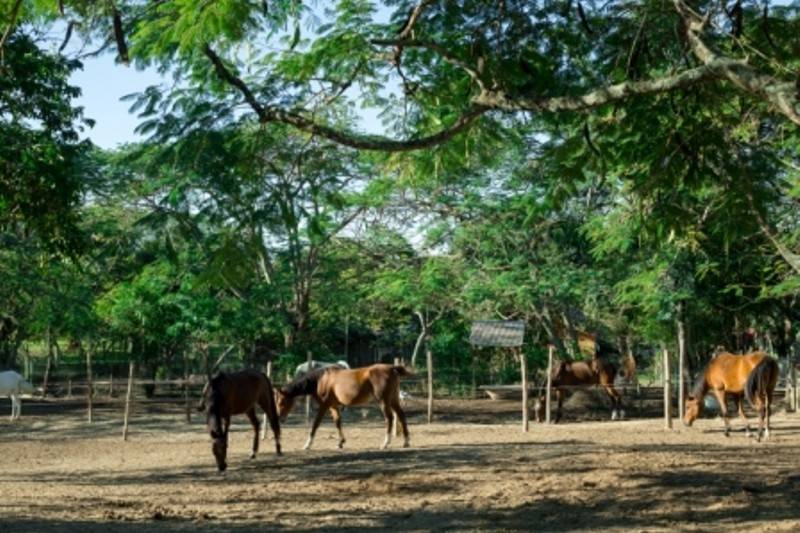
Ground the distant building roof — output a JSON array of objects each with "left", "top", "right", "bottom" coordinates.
[{"left": 469, "top": 320, "right": 525, "bottom": 347}]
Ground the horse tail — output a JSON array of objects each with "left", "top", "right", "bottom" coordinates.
[
  {"left": 391, "top": 366, "right": 412, "bottom": 378},
  {"left": 745, "top": 357, "right": 779, "bottom": 408}
]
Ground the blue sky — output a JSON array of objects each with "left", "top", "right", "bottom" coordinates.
[{"left": 70, "top": 55, "right": 163, "bottom": 149}]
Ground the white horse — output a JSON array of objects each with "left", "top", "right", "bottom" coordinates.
[
  {"left": 0, "top": 371, "right": 35, "bottom": 421},
  {"left": 293, "top": 359, "right": 350, "bottom": 378}
]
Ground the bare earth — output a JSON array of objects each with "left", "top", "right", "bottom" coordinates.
[{"left": 1, "top": 399, "right": 799, "bottom": 532}]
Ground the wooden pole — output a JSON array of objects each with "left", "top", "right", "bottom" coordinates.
[
  {"left": 67, "top": 379, "right": 72, "bottom": 398},
  {"left": 86, "top": 344, "right": 94, "bottom": 423},
  {"left": 393, "top": 357, "right": 400, "bottom": 436},
  {"left": 426, "top": 344, "right": 433, "bottom": 424},
  {"left": 305, "top": 350, "right": 312, "bottom": 422},
  {"left": 122, "top": 361, "right": 135, "bottom": 441},
  {"left": 546, "top": 345, "right": 554, "bottom": 424},
  {"left": 663, "top": 347, "right": 672, "bottom": 429},
  {"left": 520, "top": 347, "right": 529, "bottom": 433},
  {"left": 266, "top": 360, "right": 273, "bottom": 379},
  {"left": 677, "top": 310, "right": 687, "bottom": 416},
  {"left": 792, "top": 363, "right": 798, "bottom": 412},
  {"left": 183, "top": 352, "right": 191, "bottom": 423},
  {"left": 109, "top": 372, "right": 114, "bottom": 398}
]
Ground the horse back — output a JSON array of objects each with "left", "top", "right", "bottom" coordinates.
[
  {"left": 214, "top": 370, "right": 269, "bottom": 415},
  {"left": 706, "top": 352, "right": 767, "bottom": 393}
]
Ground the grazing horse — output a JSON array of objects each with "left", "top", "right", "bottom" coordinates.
[
  {"left": 0, "top": 371, "right": 35, "bottom": 421},
  {"left": 533, "top": 358, "right": 623, "bottom": 423},
  {"left": 684, "top": 351, "right": 778, "bottom": 441},
  {"left": 198, "top": 370, "right": 282, "bottom": 472},
  {"left": 275, "top": 364, "right": 410, "bottom": 450}
]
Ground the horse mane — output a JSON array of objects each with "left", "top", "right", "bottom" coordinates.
[
  {"left": 691, "top": 362, "right": 710, "bottom": 398},
  {"left": 281, "top": 368, "right": 325, "bottom": 398}
]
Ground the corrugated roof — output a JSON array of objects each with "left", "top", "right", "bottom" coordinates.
[{"left": 469, "top": 320, "right": 525, "bottom": 347}]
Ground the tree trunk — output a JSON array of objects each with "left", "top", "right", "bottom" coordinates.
[
  {"left": 519, "top": 347, "right": 529, "bottom": 433},
  {"left": 677, "top": 302, "right": 687, "bottom": 415},
  {"left": 41, "top": 326, "right": 53, "bottom": 397},
  {"left": 411, "top": 310, "right": 426, "bottom": 367},
  {"left": 663, "top": 346, "right": 672, "bottom": 430}
]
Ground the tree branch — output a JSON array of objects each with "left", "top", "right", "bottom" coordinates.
[
  {"left": 472, "top": 60, "right": 735, "bottom": 112},
  {"left": 672, "top": 0, "right": 800, "bottom": 126},
  {"left": 0, "top": 0, "right": 23, "bottom": 64}
]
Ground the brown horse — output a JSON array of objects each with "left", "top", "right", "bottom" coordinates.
[
  {"left": 199, "top": 369, "right": 282, "bottom": 471},
  {"left": 684, "top": 351, "right": 778, "bottom": 441},
  {"left": 275, "top": 364, "right": 410, "bottom": 450},
  {"left": 533, "top": 358, "right": 622, "bottom": 423}
]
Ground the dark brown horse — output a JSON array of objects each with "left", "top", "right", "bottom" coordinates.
[
  {"left": 684, "top": 351, "right": 778, "bottom": 441},
  {"left": 533, "top": 358, "right": 622, "bottom": 423},
  {"left": 199, "top": 370, "right": 282, "bottom": 471},
  {"left": 275, "top": 364, "right": 410, "bottom": 450}
]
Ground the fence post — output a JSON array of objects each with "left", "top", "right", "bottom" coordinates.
[
  {"left": 305, "top": 350, "right": 312, "bottom": 422},
  {"left": 663, "top": 347, "right": 672, "bottom": 429},
  {"left": 520, "top": 347, "right": 529, "bottom": 433},
  {"left": 86, "top": 345, "right": 94, "bottom": 423},
  {"left": 183, "top": 352, "right": 191, "bottom": 423},
  {"left": 122, "top": 361, "right": 135, "bottom": 441},
  {"left": 67, "top": 379, "right": 72, "bottom": 398},
  {"left": 109, "top": 372, "right": 114, "bottom": 398},
  {"left": 546, "top": 345, "right": 554, "bottom": 424}
]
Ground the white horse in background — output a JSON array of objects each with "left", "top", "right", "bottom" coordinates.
[
  {"left": 0, "top": 371, "right": 35, "bottom": 421},
  {"left": 293, "top": 359, "right": 350, "bottom": 378}
]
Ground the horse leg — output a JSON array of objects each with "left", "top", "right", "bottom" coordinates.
[
  {"left": 246, "top": 408, "right": 260, "bottom": 459},
  {"left": 257, "top": 386, "right": 282, "bottom": 455},
  {"left": 391, "top": 395, "right": 410, "bottom": 448},
  {"left": 756, "top": 399, "right": 766, "bottom": 442},
  {"left": 764, "top": 390, "right": 772, "bottom": 440},
  {"left": 605, "top": 386, "right": 622, "bottom": 420},
  {"left": 304, "top": 405, "right": 327, "bottom": 451},
  {"left": 554, "top": 389, "right": 565, "bottom": 423},
  {"left": 10, "top": 394, "right": 18, "bottom": 421},
  {"left": 330, "top": 407, "right": 346, "bottom": 449},
  {"left": 379, "top": 400, "right": 393, "bottom": 450},
  {"left": 736, "top": 395, "right": 751, "bottom": 437},
  {"left": 715, "top": 391, "right": 731, "bottom": 437}
]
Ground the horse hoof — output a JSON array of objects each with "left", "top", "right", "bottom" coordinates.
[
  {"left": 249, "top": 453, "right": 256, "bottom": 460},
  {"left": 403, "top": 441, "right": 410, "bottom": 448}
]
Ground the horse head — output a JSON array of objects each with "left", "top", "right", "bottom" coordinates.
[
  {"left": 203, "top": 375, "right": 229, "bottom": 472},
  {"left": 275, "top": 388, "right": 296, "bottom": 422},
  {"left": 683, "top": 394, "right": 703, "bottom": 427}
]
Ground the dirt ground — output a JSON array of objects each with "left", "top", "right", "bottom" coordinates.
[{"left": 1, "top": 398, "right": 799, "bottom": 532}]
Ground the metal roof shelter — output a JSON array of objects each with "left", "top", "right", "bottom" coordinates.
[
  {"left": 470, "top": 320, "right": 529, "bottom": 431},
  {"left": 469, "top": 320, "right": 525, "bottom": 348}
]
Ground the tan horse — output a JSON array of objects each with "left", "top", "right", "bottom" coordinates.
[
  {"left": 533, "top": 358, "right": 622, "bottom": 423},
  {"left": 275, "top": 364, "right": 410, "bottom": 450},
  {"left": 684, "top": 351, "right": 778, "bottom": 441}
]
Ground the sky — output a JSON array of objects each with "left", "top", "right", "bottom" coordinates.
[
  {"left": 70, "top": 55, "right": 164, "bottom": 149},
  {"left": 68, "top": 3, "right": 394, "bottom": 150}
]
